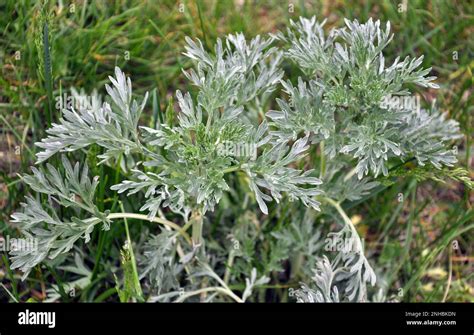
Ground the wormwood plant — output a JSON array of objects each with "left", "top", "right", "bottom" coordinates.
[{"left": 10, "top": 17, "right": 468, "bottom": 302}]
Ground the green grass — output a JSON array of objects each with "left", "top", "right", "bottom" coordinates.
[{"left": 0, "top": 0, "right": 472, "bottom": 302}]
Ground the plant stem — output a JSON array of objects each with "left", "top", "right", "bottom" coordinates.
[
  {"left": 442, "top": 243, "right": 453, "bottom": 302},
  {"left": 120, "top": 203, "right": 143, "bottom": 301},
  {"left": 106, "top": 213, "right": 192, "bottom": 245},
  {"left": 223, "top": 165, "right": 241, "bottom": 174},
  {"left": 343, "top": 167, "right": 358, "bottom": 182},
  {"left": 319, "top": 141, "right": 326, "bottom": 179},
  {"left": 176, "top": 286, "right": 244, "bottom": 303},
  {"left": 191, "top": 209, "right": 203, "bottom": 247},
  {"left": 323, "top": 197, "right": 362, "bottom": 251},
  {"left": 291, "top": 252, "right": 304, "bottom": 280},
  {"left": 223, "top": 250, "right": 236, "bottom": 284}
]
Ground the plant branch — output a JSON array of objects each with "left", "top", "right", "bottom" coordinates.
[
  {"left": 323, "top": 197, "right": 363, "bottom": 251},
  {"left": 175, "top": 286, "right": 244, "bottom": 303},
  {"left": 120, "top": 202, "right": 144, "bottom": 301},
  {"left": 106, "top": 213, "right": 192, "bottom": 245},
  {"left": 190, "top": 209, "right": 203, "bottom": 247},
  {"left": 319, "top": 141, "right": 326, "bottom": 179}
]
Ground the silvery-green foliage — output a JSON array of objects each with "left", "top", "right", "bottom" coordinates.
[
  {"left": 45, "top": 251, "right": 92, "bottom": 302},
  {"left": 10, "top": 157, "right": 107, "bottom": 278},
  {"left": 121, "top": 103, "right": 246, "bottom": 214},
  {"left": 35, "top": 67, "right": 148, "bottom": 167},
  {"left": 242, "top": 268, "right": 270, "bottom": 302},
  {"left": 110, "top": 167, "right": 190, "bottom": 219},
  {"left": 328, "top": 226, "right": 376, "bottom": 301},
  {"left": 275, "top": 17, "right": 337, "bottom": 78},
  {"left": 271, "top": 17, "right": 460, "bottom": 179},
  {"left": 294, "top": 218, "right": 376, "bottom": 302},
  {"left": 267, "top": 78, "right": 334, "bottom": 143},
  {"left": 271, "top": 211, "right": 324, "bottom": 258},
  {"left": 9, "top": 17, "right": 466, "bottom": 303},
  {"left": 139, "top": 230, "right": 182, "bottom": 294},
  {"left": 113, "top": 43, "right": 319, "bottom": 216},
  {"left": 183, "top": 33, "right": 283, "bottom": 115},
  {"left": 295, "top": 240, "right": 375, "bottom": 303},
  {"left": 11, "top": 26, "right": 319, "bottom": 266},
  {"left": 11, "top": 30, "right": 322, "bottom": 294},
  {"left": 399, "top": 106, "right": 462, "bottom": 168},
  {"left": 244, "top": 135, "right": 323, "bottom": 214},
  {"left": 294, "top": 256, "right": 340, "bottom": 302},
  {"left": 22, "top": 156, "right": 107, "bottom": 222},
  {"left": 31, "top": 56, "right": 318, "bottom": 220},
  {"left": 325, "top": 174, "right": 380, "bottom": 203},
  {"left": 154, "top": 263, "right": 269, "bottom": 303}
]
